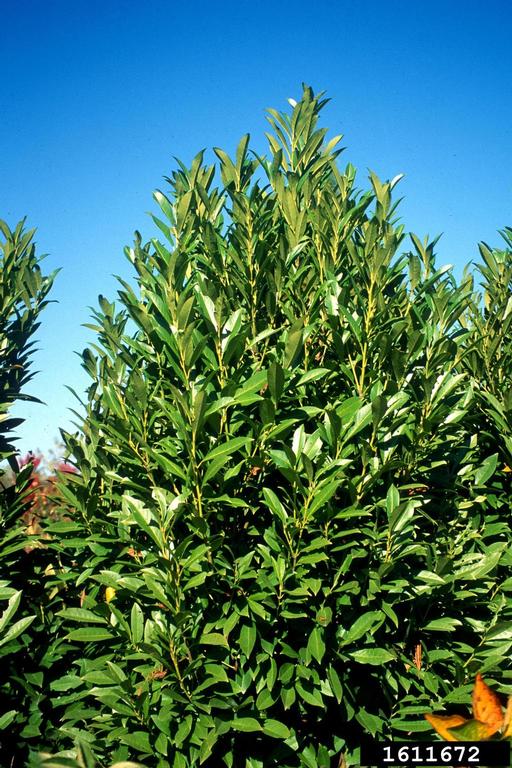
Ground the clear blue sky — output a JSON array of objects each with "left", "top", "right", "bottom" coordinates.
[{"left": 1, "top": 0, "right": 511, "bottom": 459}]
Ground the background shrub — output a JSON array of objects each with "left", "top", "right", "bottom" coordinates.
[
  {"left": 0, "top": 220, "right": 60, "bottom": 759},
  {"left": 26, "top": 88, "right": 512, "bottom": 766}
]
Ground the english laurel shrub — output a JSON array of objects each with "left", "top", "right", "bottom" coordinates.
[
  {"left": 41, "top": 87, "right": 512, "bottom": 767},
  {"left": 0, "top": 220, "right": 60, "bottom": 758}
]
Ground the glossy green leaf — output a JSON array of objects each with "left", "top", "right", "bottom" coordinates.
[
  {"left": 263, "top": 718, "right": 291, "bottom": 739},
  {"left": 230, "top": 717, "right": 262, "bottom": 732},
  {"left": 57, "top": 608, "right": 107, "bottom": 624},
  {"left": 423, "top": 617, "right": 462, "bottom": 632},
  {"left": 66, "top": 628, "right": 114, "bottom": 642},
  {"left": 306, "top": 627, "right": 325, "bottom": 663},
  {"left": 348, "top": 648, "right": 395, "bottom": 665},
  {"left": 239, "top": 623, "right": 256, "bottom": 657},
  {"left": 199, "top": 632, "right": 229, "bottom": 648}
]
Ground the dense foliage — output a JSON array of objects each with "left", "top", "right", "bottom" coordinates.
[
  {"left": 0, "top": 220, "right": 57, "bottom": 757},
  {"left": 2, "top": 87, "right": 512, "bottom": 767}
]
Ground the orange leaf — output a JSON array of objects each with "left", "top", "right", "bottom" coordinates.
[
  {"left": 472, "top": 673, "right": 504, "bottom": 735},
  {"left": 413, "top": 643, "right": 422, "bottom": 671},
  {"left": 502, "top": 696, "right": 512, "bottom": 738},
  {"left": 425, "top": 713, "right": 468, "bottom": 741}
]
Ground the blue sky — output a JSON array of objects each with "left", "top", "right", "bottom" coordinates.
[{"left": 1, "top": 0, "right": 511, "bottom": 458}]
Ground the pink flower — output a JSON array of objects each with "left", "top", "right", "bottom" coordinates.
[
  {"left": 18, "top": 452, "right": 42, "bottom": 470},
  {"left": 54, "top": 462, "right": 77, "bottom": 474}
]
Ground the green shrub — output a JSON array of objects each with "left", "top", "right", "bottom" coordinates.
[
  {"left": 462, "top": 228, "right": 512, "bottom": 465},
  {"left": 43, "top": 86, "right": 512, "bottom": 767},
  {"left": 27, "top": 741, "right": 145, "bottom": 768},
  {"left": 0, "top": 220, "right": 59, "bottom": 756}
]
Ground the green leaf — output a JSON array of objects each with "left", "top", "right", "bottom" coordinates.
[
  {"left": 263, "top": 719, "right": 291, "bottom": 739},
  {"left": 0, "top": 590, "right": 21, "bottom": 633},
  {"left": 143, "top": 573, "right": 172, "bottom": 608},
  {"left": 266, "top": 657, "right": 278, "bottom": 691},
  {"left": 154, "top": 189, "right": 174, "bottom": 221},
  {"left": 268, "top": 361, "right": 285, "bottom": 404},
  {"left": 199, "top": 632, "right": 229, "bottom": 648},
  {"left": 200, "top": 436, "right": 251, "bottom": 466},
  {"left": 295, "top": 368, "right": 331, "bottom": 387},
  {"left": 453, "top": 543, "right": 506, "bottom": 581},
  {"left": 0, "top": 710, "right": 17, "bottom": 730},
  {"left": 0, "top": 615, "right": 35, "bottom": 647},
  {"left": 295, "top": 682, "right": 324, "bottom": 708},
  {"left": 239, "top": 623, "right": 256, "bottom": 657},
  {"left": 183, "top": 572, "right": 208, "bottom": 591},
  {"left": 283, "top": 322, "right": 303, "bottom": 368},
  {"left": 316, "top": 606, "right": 333, "bottom": 626},
  {"left": 195, "top": 290, "right": 218, "bottom": 331},
  {"left": 448, "top": 718, "right": 495, "bottom": 741},
  {"left": 423, "top": 617, "right": 462, "bottom": 632},
  {"left": 203, "top": 663, "right": 229, "bottom": 683},
  {"left": 308, "top": 479, "right": 344, "bottom": 517},
  {"left": 281, "top": 686, "right": 296, "bottom": 710},
  {"left": 474, "top": 452, "right": 498, "bottom": 486},
  {"left": 389, "top": 499, "right": 417, "bottom": 534},
  {"left": 107, "top": 661, "right": 128, "bottom": 682},
  {"left": 231, "top": 717, "right": 262, "bottom": 732},
  {"left": 247, "top": 597, "right": 267, "bottom": 619},
  {"left": 348, "top": 648, "right": 395, "bottom": 665},
  {"left": 66, "top": 627, "right": 114, "bottom": 642},
  {"left": 485, "top": 622, "right": 512, "bottom": 641},
  {"left": 416, "top": 570, "right": 447, "bottom": 586},
  {"left": 233, "top": 369, "right": 267, "bottom": 403},
  {"left": 356, "top": 709, "right": 384, "bottom": 737},
  {"left": 340, "top": 611, "right": 383, "bottom": 646},
  {"left": 155, "top": 731, "right": 169, "bottom": 755},
  {"left": 131, "top": 603, "right": 144, "bottom": 644},
  {"left": 386, "top": 485, "right": 400, "bottom": 517},
  {"left": 256, "top": 688, "right": 274, "bottom": 710},
  {"left": 50, "top": 674, "right": 83, "bottom": 692},
  {"left": 343, "top": 402, "right": 373, "bottom": 441},
  {"left": 306, "top": 627, "right": 325, "bottom": 663},
  {"left": 57, "top": 608, "right": 107, "bottom": 624},
  {"left": 119, "top": 730, "right": 153, "bottom": 753},
  {"left": 327, "top": 666, "right": 342, "bottom": 703},
  {"left": 262, "top": 487, "right": 287, "bottom": 523}
]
